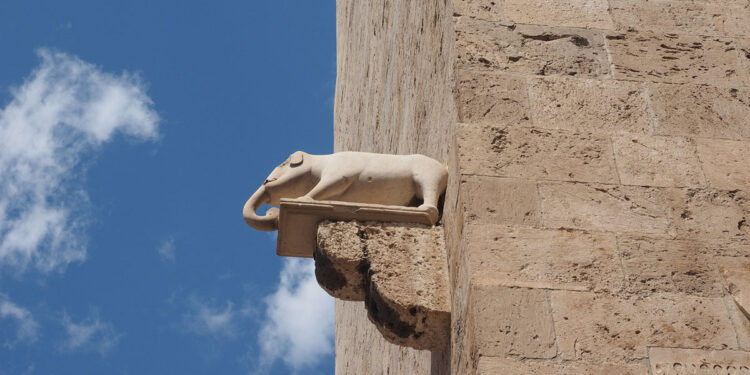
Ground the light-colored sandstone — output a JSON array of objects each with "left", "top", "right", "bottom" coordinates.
[
  {"left": 612, "top": 135, "right": 706, "bottom": 188},
  {"left": 451, "top": 0, "right": 504, "bottom": 21},
  {"left": 459, "top": 176, "right": 538, "bottom": 226},
  {"left": 477, "top": 356, "right": 649, "bottom": 375},
  {"left": 528, "top": 76, "right": 652, "bottom": 135},
  {"left": 456, "top": 70, "right": 530, "bottom": 127},
  {"left": 470, "top": 285, "right": 557, "bottom": 359},
  {"left": 648, "top": 347, "right": 750, "bottom": 375},
  {"left": 465, "top": 224, "right": 624, "bottom": 292},
  {"left": 697, "top": 138, "right": 750, "bottom": 190},
  {"left": 457, "top": 124, "right": 619, "bottom": 183},
  {"left": 606, "top": 31, "right": 748, "bottom": 86},
  {"left": 505, "top": 0, "right": 614, "bottom": 30},
  {"left": 718, "top": 257, "right": 750, "bottom": 320},
  {"left": 551, "top": 291, "right": 738, "bottom": 362},
  {"left": 667, "top": 188, "right": 750, "bottom": 239},
  {"left": 456, "top": 18, "right": 611, "bottom": 78},
  {"left": 649, "top": 83, "right": 750, "bottom": 140},
  {"left": 617, "top": 236, "right": 724, "bottom": 297},
  {"left": 539, "top": 182, "right": 673, "bottom": 234}
]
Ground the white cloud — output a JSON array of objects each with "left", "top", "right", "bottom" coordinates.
[
  {"left": 0, "top": 48, "right": 159, "bottom": 275},
  {"left": 60, "top": 310, "right": 121, "bottom": 356},
  {"left": 0, "top": 294, "right": 39, "bottom": 347},
  {"left": 157, "top": 237, "right": 175, "bottom": 262},
  {"left": 183, "top": 298, "right": 237, "bottom": 339},
  {"left": 257, "top": 258, "right": 334, "bottom": 372}
]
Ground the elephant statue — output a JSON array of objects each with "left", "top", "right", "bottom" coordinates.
[{"left": 243, "top": 151, "right": 449, "bottom": 231}]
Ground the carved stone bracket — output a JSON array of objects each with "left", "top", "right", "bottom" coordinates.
[{"left": 315, "top": 220, "right": 450, "bottom": 351}]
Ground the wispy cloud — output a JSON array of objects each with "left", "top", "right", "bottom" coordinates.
[
  {"left": 157, "top": 237, "right": 176, "bottom": 262},
  {"left": 0, "top": 294, "right": 39, "bottom": 347},
  {"left": 60, "top": 310, "right": 122, "bottom": 356},
  {"left": 183, "top": 297, "right": 238, "bottom": 339},
  {"left": 0, "top": 49, "right": 159, "bottom": 275},
  {"left": 257, "top": 258, "right": 334, "bottom": 372}
]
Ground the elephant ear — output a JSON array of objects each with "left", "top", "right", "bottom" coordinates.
[{"left": 289, "top": 151, "right": 304, "bottom": 167}]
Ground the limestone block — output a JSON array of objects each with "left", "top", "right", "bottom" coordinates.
[
  {"left": 648, "top": 347, "right": 750, "bottom": 375},
  {"left": 724, "top": 294, "right": 750, "bottom": 351},
  {"left": 315, "top": 221, "right": 450, "bottom": 351},
  {"left": 539, "top": 182, "right": 673, "bottom": 234},
  {"left": 718, "top": 257, "right": 750, "bottom": 321},
  {"left": 649, "top": 83, "right": 750, "bottom": 140},
  {"left": 617, "top": 236, "right": 724, "bottom": 297},
  {"left": 606, "top": 31, "right": 747, "bottom": 86},
  {"left": 457, "top": 124, "right": 619, "bottom": 183},
  {"left": 464, "top": 224, "right": 625, "bottom": 292},
  {"left": 477, "top": 356, "right": 649, "bottom": 375},
  {"left": 451, "top": 0, "right": 504, "bottom": 21},
  {"left": 667, "top": 188, "right": 750, "bottom": 239},
  {"left": 550, "top": 291, "right": 737, "bottom": 362},
  {"left": 504, "top": 0, "right": 615, "bottom": 30},
  {"left": 610, "top": 0, "right": 750, "bottom": 38},
  {"left": 456, "top": 70, "right": 530, "bottom": 127},
  {"left": 528, "top": 76, "right": 652, "bottom": 135},
  {"left": 470, "top": 285, "right": 557, "bottom": 359},
  {"left": 459, "top": 176, "right": 539, "bottom": 227},
  {"left": 612, "top": 135, "right": 706, "bottom": 188},
  {"left": 456, "top": 18, "right": 611, "bottom": 78},
  {"left": 698, "top": 138, "right": 750, "bottom": 190},
  {"left": 741, "top": 39, "right": 750, "bottom": 80}
]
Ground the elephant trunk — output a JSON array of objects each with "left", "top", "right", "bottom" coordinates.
[{"left": 243, "top": 185, "right": 279, "bottom": 231}]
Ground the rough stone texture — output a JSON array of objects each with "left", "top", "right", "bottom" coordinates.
[
  {"left": 458, "top": 176, "right": 539, "bottom": 226},
  {"left": 477, "top": 356, "right": 649, "bottom": 375},
  {"left": 697, "top": 138, "right": 750, "bottom": 190},
  {"left": 528, "top": 76, "right": 652, "bottom": 135},
  {"left": 316, "top": 221, "right": 450, "bottom": 351},
  {"left": 456, "top": 70, "right": 530, "bottom": 127},
  {"left": 456, "top": 18, "right": 611, "bottom": 78},
  {"left": 666, "top": 188, "right": 750, "bottom": 239},
  {"left": 612, "top": 135, "right": 706, "bottom": 188},
  {"left": 505, "top": 0, "right": 615, "bottom": 30},
  {"left": 451, "top": 0, "right": 503, "bottom": 21}
]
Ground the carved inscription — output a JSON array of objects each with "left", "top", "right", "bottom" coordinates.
[{"left": 650, "top": 348, "right": 750, "bottom": 375}]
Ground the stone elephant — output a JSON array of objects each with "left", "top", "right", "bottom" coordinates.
[{"left": 243, "top": 151, "right": 448, "bottom": 231}]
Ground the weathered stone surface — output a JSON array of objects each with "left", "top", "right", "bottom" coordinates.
[
  {"left": 740, "top": 39, "right": 750, "bottom": 81},
  {"left": 460, "top": 175, "right": 539, "bottom": 227},
  {"left": 477, "top": 356, "right": 649, "bottom": 375},
  {"left": 550, "top": 291, "right": 737, "bottom": 362},
  {"left": 470, "top": 285, "right": 557, "bottom": 359},
  {"left": 465, "top": 224, "right": 624, "bottom": 292},
  {"left": 667, "top": 188, "right": 750, "bottom": 239},
  {"left": 451, "top": 0, "right": 504, "bottom": 21},
  {"left": 528, "top": 76, "right": 652, "bottom": 135},
  {"left": 648, "top": 347, "right": 750, "bottom": 375},
  {"left": 698, "top": 138, "right": 750, "bottom": 190},
  {"left": 456, "top": 18, "right": 611, "bottom": 78},
  {"left": 458, "top": 124, "right": 619, "bottom": 183},
  {"left": 649, "top": 83, "right": 750, "bottom": 140},
  {"left": 316, "top": 221, "right": 450, "bottom": 351},
  {"left": 718, "top": 257, "right": 750, "bottom": 321},
  {"left": 617, "top": 236, "right": 724, "bottom": 297},
  {"left": 725, "top": 294, "right": 750, "bottom": 352},
  {"left": 606, "top": 31, "right": 747, "bottom": 86},
  {"left": 610, "top": 0, "right": 750, "bottom": 38},
  {"left": 612, "top": 135, "right": 706, "bottom": 188},
  {"left": 456, "top": 70, "right": 530, "bottom": 127},
  {"left": 539, "top": 182, "right": 673, "bottom": 234},
  {"left": 505, "top": 0, "right": 614, "bottom": 30}
]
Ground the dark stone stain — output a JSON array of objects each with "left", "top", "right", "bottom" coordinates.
[
  {"left": 365, "top": 282, "right": 419, "bottom": 339},
  {"left": 313, "top": 245, "right": 348, "bottom": 292}
]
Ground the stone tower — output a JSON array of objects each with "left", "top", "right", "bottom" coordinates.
[{"left": 332, "top": 0, "right": 750, "bottom": 373}]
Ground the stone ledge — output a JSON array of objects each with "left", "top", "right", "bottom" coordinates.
[{"left": 315, "top": 220, "right": 450, "bottom": 351}]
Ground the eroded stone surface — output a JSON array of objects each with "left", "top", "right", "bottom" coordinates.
[
  {"left": 505, "top": 0, "right": 614, "bottom": 29},
  {"left": 650, "top": 83, "right": 750, "bottom": 139},
  {"left": 718, "top": 257, "right": 750, "bottom": 321},
  {"left": 528, "top": 76, "right": 652, "bottom": 135},
  {"left": 451, "top": 0, "right": 504, "bottom": 21},
  {"left": 456, "top": 70, "right": 530, "bottom": 127},
  {"left": 539, "top": 182, "right": 673, "bottom": 234},
  {"left": 458, "top": 124, "right": 619, "bottom": 183},
  {"left": 606, "top": 31, "right": 747, "bottom": 86},
  {"left": 648, "top": 347, "right": 750, "bottom": 375},
  {"left": 667, "top": 188, "right": 750, "bottom": 239},
  {"left": 456, "top": 18, "right": 611, "bottom": 78},
  {"left": 612, "top": 135, "right": 706, "bottom": 188},
  {"left": 459, "top": 176, "right": 539, "bottom": 227},
  {"left": 465, "top": 224, "right": 624, "bottom": 292},
  {"left": 551, "top": 291, "right": 737, "bottom": 362},
  {"left": 698, "top": 139, "right": 750, "bottom": 190},
  {"left": 477, "top": 356, "right": 648, "bottom": 375}
]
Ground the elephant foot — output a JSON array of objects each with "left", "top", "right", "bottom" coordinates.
[{"left": 418, "top": 204, "right": 439, "bottom": 225}]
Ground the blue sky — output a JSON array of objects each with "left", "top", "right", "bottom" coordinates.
[{"left": 0, "top": 1, "right": 336, "bottom": 374}]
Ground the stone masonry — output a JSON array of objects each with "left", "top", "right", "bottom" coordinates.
[{"left": 333, "top": 0, "right": 750, "bottom": 374}]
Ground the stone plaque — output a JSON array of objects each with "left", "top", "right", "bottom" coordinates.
[{"left": 649, "top": 347, "right": 750, "bottom": 375}]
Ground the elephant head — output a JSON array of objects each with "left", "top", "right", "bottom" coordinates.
[{"left": 243, "top": 151, "right": 315, "bottom": 231}]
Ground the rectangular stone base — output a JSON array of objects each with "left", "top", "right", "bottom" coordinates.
[{"left": 277, "top": 198, "right": 435, "bottom": 257}]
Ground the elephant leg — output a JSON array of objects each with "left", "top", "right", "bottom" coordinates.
[
  {"left": 302, "top": 176, "right": 354, "bottom": 201},
  {"left": 418, "top": 186, "right": 440, "bottom": 224}
]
